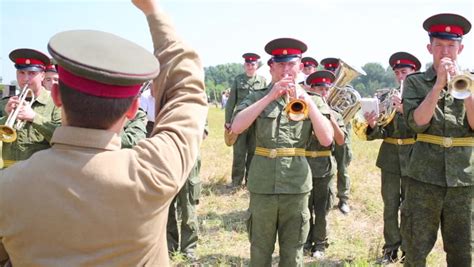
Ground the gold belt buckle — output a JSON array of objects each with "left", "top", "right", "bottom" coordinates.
[
  {"left": 397, "top": 139, "right": 403, "bottom": 145},
  {"left": 443, "top": 137, "right": 453, "bottom": 148},
  {"left": 269, "top": 149, "right": 277, "bottom": 158}
]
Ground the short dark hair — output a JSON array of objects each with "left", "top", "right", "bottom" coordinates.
[{"left": 58, "top": 81, "right": 135, "bottom": 129}]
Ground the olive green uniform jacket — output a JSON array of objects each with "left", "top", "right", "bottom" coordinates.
[
  {"left": 0, "top": 87, "right": 61, "bottom": 166},
  {"left": 0, "top": 10, "right": 207, "bottom": 267},
  {"left": 120, "top": 108, "right": 148, "bottom": 148}
]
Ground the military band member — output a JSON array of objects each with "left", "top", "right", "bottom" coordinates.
[
  {"left": 231, "top": 38, "right": 334, "bottom": 267},
  {"left": 225, "top": 53, "right": 267, "bottom": 188},
  {"left": 299, "top": 56, "right": 319, "bottom": 89},
  {"left": 321, "top": 57, "right": 353, "bottom": 214},
  {"left": 0, "top": 49, "right": 61, "bottom": 168},
  {"left": 363, "top": 52, "right": 421, "bottom": 263},
  {"left": 167, "top": 124, "right": 207, "bottom": 261},
  {"left": 305, "top": 70, "right": 346, "bottom": 259},
  {"left": 402, "top": 13, "right": 473, "bottom": 266},
  {"left": 0, "top": 0, "right": 207, "bottom": 266},
  {"left": 42, "top": 62, "right": 59, "bottom": 91}
]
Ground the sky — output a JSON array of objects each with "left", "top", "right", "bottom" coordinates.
[{"left": 0, "top": 0, "right": 473, "bottom": 84}]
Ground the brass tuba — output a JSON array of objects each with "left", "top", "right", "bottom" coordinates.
[
  {"left": 327, "top": 59, "right": 365, "bottom": 124},
  {"left": 0, "top": 84, "right": 35, "bottom": 143}
]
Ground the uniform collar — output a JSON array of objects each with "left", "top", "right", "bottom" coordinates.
[
  {"left": 51, "top": 126, "right": 122, "bottom": 151},
  {"left": 423, "top": 65, "right": 437, "bottom": 81},
  {"left": 35, "top": 87, "right": 52, "bottom": 105}
]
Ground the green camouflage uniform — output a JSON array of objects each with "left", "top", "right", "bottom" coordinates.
[
  {"left": 225, "top": 73, "right": 267, "bottom": 186},
  {"left": 167, "top": 153, "right": 202, "bottom": 256},
  {"left": 167, "top": 124, "right": 207, "bottom": 257},
  {"left": 235, "top": 84, "right": 330, "bottom": 267},
  {"left": 334, "top": 122, "right": 352, "bottom": 204},
  {"left": 120, "top": 108, "right": 148, "bottom": 148},
  {"left": 365, "top": 104, "right": 416, "bottom": 253},
  {"left": 402, "top": 66, "right": 473, "bottom": 266},
  {"left": 306, "top": 107, "right": 345, "bottom": 253},
  {"left": 0, "top": 87, "right": 61, "bottom": 168}
]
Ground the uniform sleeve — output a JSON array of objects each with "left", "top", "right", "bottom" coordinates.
[
  {"left": 403, "top": 76, "right": 431, "bottom": 133},
  {"left": 334, "top": 111, "right": 348, "bottom": 137},
  {"left": 137, "top": 10, "right": 208, "bottom": 193},
  {"left": 31, "top": 105, "right": 62, "bottom": 143},
  {"left": 225, "top": 78, "right": 238, "bottom": 123},
  {"left": 234, "top": 89, "right": 260, "bottom": 115},
  {"left": 121, "top": 108, "right": 148, "bottom": 148}
]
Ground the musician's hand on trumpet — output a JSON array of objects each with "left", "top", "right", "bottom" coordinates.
[
  {"left": 390, "top": 94, "right": 403, "bottom": 113},
  {"left": 437, "top": 57, "right": 457, "bottom": 88},
  {"left": 363, "top": 111, "right": 378, "bottom": 129}
]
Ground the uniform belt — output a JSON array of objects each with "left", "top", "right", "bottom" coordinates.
[
  {"left": 255, "top": 147, "right": 307, "bottom": 158},
  {"left": 383, "top": 137, "right": 416, "bottom": 145},
  {"left": 304, "top": 150, "right": 332, "bottom": 158},
  {"left": 2, "top": 160, "right": 17, "bottom": 168},
  {"left": 417, "top": 134, "right": 474, "bottom": 148}
]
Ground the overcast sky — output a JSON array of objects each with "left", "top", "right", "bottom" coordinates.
[{"left": 1, "top": 0, "right": 473, "bottom": 83}]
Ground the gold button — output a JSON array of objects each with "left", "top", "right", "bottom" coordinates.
[
  {"left": 397, "top": 139, "right": 403, "bottom": 145},
  {"left": 443, "top": 137, "right": 453, "bottom": 148},
  {"left": 311, "top": 151, "right": 318, "bottom": 158},
  {"left": 269, "top": 149, "right": 277, "bottom": 158}
]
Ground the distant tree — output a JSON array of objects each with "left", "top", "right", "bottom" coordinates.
[
  {"left": 204, "top": 63, "right": 243, "bottom": 103},
  {"left": 352, "top": 63, "right": 397, "bottom": 97}
]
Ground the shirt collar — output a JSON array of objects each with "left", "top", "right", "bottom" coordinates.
[
  {"left": 423, "top": 65, "right": 437, "bottom": 81},
  {"left": 51, "top": 126, "right": 122, "bottom": 151}
]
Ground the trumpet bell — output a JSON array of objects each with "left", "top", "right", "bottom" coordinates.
[
  {"left": 449, "top": 73, "right": 473, "bottom": 99},
  {"left": 0, "top": 125, "right": 17, "bottom": 143},
  {"left": 284, "top": 99, "right": 309, "bottom": 121}
]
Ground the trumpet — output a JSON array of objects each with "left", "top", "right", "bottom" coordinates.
[
  {"left": 0, "top": 84, "right": 35, "bottom": 143},
  {"left": 446, "top": 65, "right": 474, "bottom": 99},
  {"left": 283, "top": 81, "right": 309, "bottom": 121}
]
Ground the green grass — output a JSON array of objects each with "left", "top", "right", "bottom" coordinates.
[{"left": 172, "top": 106, "right": 446, "bottom": 267}]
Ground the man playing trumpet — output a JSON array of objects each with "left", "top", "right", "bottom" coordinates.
[
  {"left": 231, "top": 38, "right": 333, "bottom": 266},
  {"left": 402, "top": 13, "right": 473, "bottom": 266},
  {"left": 0, "top": 49, "right": 61, "bottom": 168},
  {"left": 363, "top": 51, "right": 421, "bottom": 264}
]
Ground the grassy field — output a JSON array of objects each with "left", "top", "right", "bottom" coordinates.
[{"left": 172, "top": 106, "right": 446, "bottom": 267}]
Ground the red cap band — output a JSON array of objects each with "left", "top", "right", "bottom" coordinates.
[
  {"left": 429, "top": 24, "right": 464, "bottom": 35},
  {"left": 58, "top": 66, "right": 142, "bottom": 98},
  {"left": 324, "top": 63, "right": 339, "bottom": 69},
  {"left": 15, "top": 58, "right": 46, "bottom": 66},
  {"left": 310, "top": 77, "right": 333, "bottom": 85},
  {"left": 393, "top": 59, "right": 416, "bottom": 69},
  {"left": 245, "top": 57, "right": 256, "bottom": 61},
  {"left": 271, "top": 48, "right": 302, "bottom": 56}
]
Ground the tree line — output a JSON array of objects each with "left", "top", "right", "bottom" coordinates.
[{"left": 204, "top": 62, "right": 432, "bottom": 103}]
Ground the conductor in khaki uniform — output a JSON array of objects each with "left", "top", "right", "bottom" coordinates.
[
  {"left": 231, "top": 38, "right": 334, "bottom": 267},
  {"left": 0, "top": 0, "right": 207, "bottom": 266},
  {"left": 0, "top": 49, "right": 61, "bottom": 168},
  {"left": 402, "top": 13, "right": 473, "bottom": 266}
]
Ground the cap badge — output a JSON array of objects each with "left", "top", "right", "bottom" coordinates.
[
  {"left": 445, "top": 26, "right": 451, "bottom": 32},
  {"left": 282, "top": 49, "right": 288, "bottom": 55},
  {"left": 25, "top": 59, "right": 30, "bottom": 64},
  {"left": 322, "top": 78, "right": 326, "bottom": 82},
  {"left": 397, "top": 60, "right": 401, "bottom": 64},
  {"left": 328, "top": 64, "right": 332, "bottom": 67}
]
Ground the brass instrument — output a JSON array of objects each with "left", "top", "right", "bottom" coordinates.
[
  {"left": 327, "top": 59, "right": 365, "bottom": 124},
  {"left": 353, "top": 82, "right": 403, "bottom": 140},
  {"left": 447, "top": 68, "right": 474, "bottom": 99},
  {"left": 283, "top": 78, "right": 309, "bottom": 121},
  {"left": 0, "top": 84, "right": 35, "bottom": 143}
]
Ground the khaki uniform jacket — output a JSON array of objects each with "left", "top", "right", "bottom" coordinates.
[
  {"left": 403, "top": 66, "right": 473, "bottom": 187},
  {"left": 366, "top": 110, "right": 416, "bottom": 176},
  {"left": 0, "top": 11, "right": 207, "bottom": 267},
  {"left": 235, "top": 84, "right": 330, "bottom": 194},
  {"left": 0, "top": 87, "right": 61, "bottom": 163}
]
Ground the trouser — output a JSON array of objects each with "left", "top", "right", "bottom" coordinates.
[
  {"left": 247, "top": 192, "right": 310, "bottom": 267},
  {"left": 167, "top": 160, "right": 201, "bottom": 254},
  {"left": 401, "top": 178, "right": 473, "bottom": 267},
  {"left": 334, "top": 142, "right": 352, "bottom": 202},
  {"left": 307, "top": 174, "right": 333, "bottom": 251},
  {"left": 381, "top": 169, "right": 407, "bottom": 252},
  {"left": 231, "top": 128, "right": 255, "bottom": 186}
]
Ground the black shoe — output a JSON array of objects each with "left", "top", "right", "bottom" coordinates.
[
  {"left": 377, "top": 249, "right": 398, "bottom": 264},
  {"left": 338, "top": 201, "right": 351, "bottom": 214}
]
